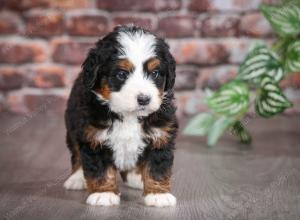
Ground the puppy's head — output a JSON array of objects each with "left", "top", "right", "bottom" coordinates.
[{"left": 82, "top": 26, "right": 176, "bottom": 116}]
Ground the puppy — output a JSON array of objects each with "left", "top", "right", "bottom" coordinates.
[{"left": 64, "top": 26, "right": 178, "bottom": 207}]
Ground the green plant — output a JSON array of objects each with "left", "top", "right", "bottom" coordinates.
[{"left": 183, "top": 0, "right": 300, "bottom": 146}]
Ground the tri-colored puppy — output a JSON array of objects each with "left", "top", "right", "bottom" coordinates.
[{"left": 64, "top": 26, "right": 178, "bottom": 207}]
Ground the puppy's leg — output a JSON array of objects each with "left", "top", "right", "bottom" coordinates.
[
  {"left": 120, "top": 168, "right": 143, "bottom": 190},
  {"left": 64, "top": 134, "right": 86, "bottom": 190},
  {"left": 142, "top": 148, "right": 176, "bottom": 207},
  {"left": 81, "top": 146, "right": 120, "bottom": 206}
]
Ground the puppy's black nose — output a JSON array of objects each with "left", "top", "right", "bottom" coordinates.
[{"left": 137, "top": 94, "right": 151, "bottom": 106}]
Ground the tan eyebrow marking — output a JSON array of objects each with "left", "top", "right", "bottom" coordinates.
[
  {"left": 147, "top": 58, "right": 161, "bottom": 72},
  {"left": 117, "top": 58, "right": 135, "bottom": 72}
]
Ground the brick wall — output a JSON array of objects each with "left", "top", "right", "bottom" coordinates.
[{"left": 0, "top": 0, "right": 299, "bottom": 117}]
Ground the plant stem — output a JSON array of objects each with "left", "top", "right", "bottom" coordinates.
[{"left": 232, "top": 121, "right": 252, "bottom": 144}]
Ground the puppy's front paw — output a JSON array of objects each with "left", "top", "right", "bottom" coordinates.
[
  {"left": 144, "top": 193, "right": 176, "bottom": 207},
  {"left": 64, "top": 168, "right": 87, "bottom": 190},
  {"left": 86, "top": 192, "right": 120, "bottom": 206}
]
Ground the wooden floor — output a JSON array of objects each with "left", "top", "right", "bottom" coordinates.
[{"left": 0, "top": 112, "right": 300, "bottom": 220}]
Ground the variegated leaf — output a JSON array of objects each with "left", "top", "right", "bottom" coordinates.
[
  {"left": 207, "top": 81, "right": 250, "bottom": 117},
  {"left": 255, "top": 76, "right": 293, "bottom": 117},
  {"left": 260, "top": 4, "right": 300, "bottom": 37},
  {"left": 286, "top": 41, "right": 300, "bottom": 72},
  {"left": 238, "top": 45, "right": 284, "bottom": 83}
]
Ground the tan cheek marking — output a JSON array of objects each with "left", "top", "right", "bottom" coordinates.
[
  {"left": 147, "top": 58, "right": 160, "bottom": 72},
  {"left": 141, "top": 164, "right": 171, "bottom": 195},
  {"left": 99, "top": 83, "right": 111, "bottom": 100},
  {"left": 117, "top": 58, "right": 134, "bottom": 72},
  {"left": 94, "top": 79, "right": 111, "bottom": 100},
  {"left": 86, "top": 167, "right": 119, "bottom": 194}
]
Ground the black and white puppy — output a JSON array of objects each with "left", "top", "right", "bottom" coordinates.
[{"left": 64, "top": 26, "right": 178, "bottom": 207}]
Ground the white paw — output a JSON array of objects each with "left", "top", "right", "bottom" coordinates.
[
  {"left": 125, "top": 171, "right": 143, "bottom": 190},
  {"left": 63, "top": 168, "right": 87, "bottom": 190},
  {"left": 86, "top": 192, "right": 120, "bottom": 206},
  {"left": 144, "top": 193, "right": 176, "bottom": 207}
]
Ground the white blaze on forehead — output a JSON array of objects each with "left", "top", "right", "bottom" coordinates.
[{"left": 117, "top": 30, "right": 157, "bottom": 64}]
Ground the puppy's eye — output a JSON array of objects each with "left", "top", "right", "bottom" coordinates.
[
  {"left": 151, "top": 70, "right": 160, "bottom": 79},
  {"left": 116, "top": 70, "right": 129, "bottom": 81}
]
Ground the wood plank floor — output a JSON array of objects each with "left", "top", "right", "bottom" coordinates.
[{"left": 0, "top": 112, "right": 300, "bottom": 220}]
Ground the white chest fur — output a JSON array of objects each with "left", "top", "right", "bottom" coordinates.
[{"left": 96, "top": 115, "right": 146, "bottom": 171}]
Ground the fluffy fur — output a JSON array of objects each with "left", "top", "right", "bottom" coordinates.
[{"left": 64, "top": 26, "right": 178, "bottom": 207}]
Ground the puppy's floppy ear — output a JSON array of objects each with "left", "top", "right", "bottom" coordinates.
[
  {"left": 82, "top": 48, "right": 99, "bottom": 89},
  {"left": 164, "top": 51, "right": 176, "bottom": 92},
  {"left": 156, "top": 38, "right": 176, "bottom": 92},
  {"left": 82, "top": 37, "right": 118, "bottom": 89}
]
